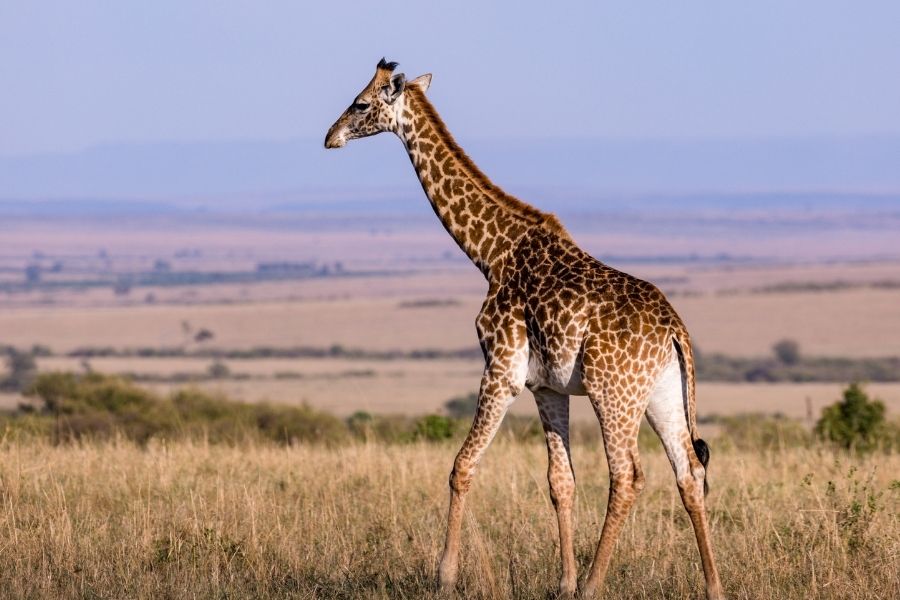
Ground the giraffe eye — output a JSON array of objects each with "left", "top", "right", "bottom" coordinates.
[{"left": 351, "top": 101, "right": 370, "bottom": 113}]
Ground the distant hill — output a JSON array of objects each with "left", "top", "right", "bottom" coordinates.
[{"left": 1, "top": 136, "right": 899, "bottom": 207}]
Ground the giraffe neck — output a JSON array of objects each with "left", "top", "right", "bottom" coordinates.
[{"left": 394, "top": 87, "right": 567, "bottom": 279}]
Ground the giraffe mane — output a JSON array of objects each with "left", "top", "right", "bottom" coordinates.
[{"left": 405, "top": 87, "right": 571, "bottom": 240}]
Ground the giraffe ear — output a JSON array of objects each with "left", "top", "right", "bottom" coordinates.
[
  {"left": 408, "top": 74, "right": 432, "bottom": 93},
  {"left": 382, "top": 73, "right": 406, "bottom": 104}
]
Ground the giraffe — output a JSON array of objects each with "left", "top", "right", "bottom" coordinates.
[{"left": 324, "top": 59, "right": 725, "bottom": 600}]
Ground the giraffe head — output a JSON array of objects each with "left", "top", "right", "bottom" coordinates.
[{"left": 324, "top": 58, "right": 431, "bottom": 149}]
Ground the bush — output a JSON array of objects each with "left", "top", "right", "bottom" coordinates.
[
  {"left": 25, "top": 372, "right": 175, "bottom": 443},
  {"left": 254, "top": 402, "right": 348, "bottom": 445},
  {"left": 815, "top": 383, "right": 896, "bottom": 452},
  {"left": 773, "top": 339, "right": 801, "bottom": 365},
  {"left": 15, "top": 372, "right": 349, "bottom": 445},
  {"left": 207, "top": 360, "right": 231, "bottom": 379},
  {"left": 1, "top": 348, "right": 38, "bottom": 392},
  {"left": 414, "top": 415, "right": 456, "bottom": 441}
]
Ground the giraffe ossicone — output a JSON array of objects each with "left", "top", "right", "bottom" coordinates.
[{"left": 325, "top": 59, "right": 725, "bottom": 600}]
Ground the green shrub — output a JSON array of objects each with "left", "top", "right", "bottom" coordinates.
[
  {"left": 23, "top": 372, "right": 174, "bottom": 443},
  {"left": 254, "top": 402, "right": 348, "bottom": 445},
  {"left": 364, "top": 415, "right": 422, "bottom": 443},
  {"left": 346, "top": 410, "right": 373, "bottom": 431},
  {"left": 815, "top": 383, "right": 896, "bottom": 452},
  {"left": 414, "top": 415, "right": 456, "bottom": 441},
  {"left": 15, "top": 372, "right": 348, "bottom": 445}
]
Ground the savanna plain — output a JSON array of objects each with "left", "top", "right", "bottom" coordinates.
[{"left": 1, "top": 201, "right": 899, "bottom": 598}]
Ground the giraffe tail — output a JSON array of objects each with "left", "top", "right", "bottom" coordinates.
[{"left": 672, "top": 330, "right": 710, "bottom": 495}]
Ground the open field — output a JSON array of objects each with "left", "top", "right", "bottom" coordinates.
[
  {"left": 4, "top": 209, "right": 900, "bottom": 426},
  {"left": 0, "top": 439, "right": 896, "bottom": 599},
  {"left": 4, "top": 270, "right": 900, "bottom": 421},
  {"left": 3, "top": 275, "right": 900, "bottom": 357}
]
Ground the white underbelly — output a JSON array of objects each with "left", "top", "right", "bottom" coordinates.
[{"left": 526, "top": 352, "right": 588, "bottom": 396}]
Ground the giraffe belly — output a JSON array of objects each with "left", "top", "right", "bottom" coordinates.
[{"left": 526, "top": 351, "right": 587, "bottom": 396}]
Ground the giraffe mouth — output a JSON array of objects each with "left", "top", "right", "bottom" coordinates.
[
  {"left": 324, "top": 123, "right": 348, "bottom": 149},
  {"left": 324, "top": 134, "right": 346, "bottom": 149}
]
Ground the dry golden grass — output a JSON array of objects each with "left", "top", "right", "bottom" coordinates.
[{"left": 1, "top": 438, "right": 897, "bottom": 599}]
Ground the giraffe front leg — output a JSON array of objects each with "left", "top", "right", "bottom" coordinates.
[
  {"left": 438, "top": 372, "right": 517, "bottom": 591},
  {"left": 534, "top": 388, "right": 577, "bottom": 597}
]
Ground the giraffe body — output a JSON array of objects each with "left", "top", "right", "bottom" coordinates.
[{"left": 325, "top": 59, "right": 724, "bottom": 600}]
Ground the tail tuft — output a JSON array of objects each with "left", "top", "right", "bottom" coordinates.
[
  {"left": 692, "top": 438, "right": 710, "bottom": 468},
  {"left": 692, "top": 438, "right": 710, "bottom": 496}
]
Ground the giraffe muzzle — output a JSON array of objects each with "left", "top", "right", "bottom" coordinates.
[{"left": 324, "top": 125, "right": 347, "bottom": 149}]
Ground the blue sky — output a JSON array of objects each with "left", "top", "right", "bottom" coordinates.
[{"left": 1, "top": 1, "right": 899, "bottom": 157}]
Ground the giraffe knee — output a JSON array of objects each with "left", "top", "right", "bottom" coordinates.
[
  {"left": 545, "top": 432, "right": 575, "bottom": 508},
  {"left": 677, "top": 461, "right": 705, "bottom": 489},
  {"left": 449, "top": 460, "right": 474, "bottom": 494},
  {"left": 677, "top": 469, "right": 705, "bottom": 506},
  {"left": 548, "top": 466, "right": 575, "bottom": 509},
  {"left": 610, "top": 464, "right": 643, "bottom": 502},
  {"left": 632, "top": 463, "right": 646, "bottom": 495}
]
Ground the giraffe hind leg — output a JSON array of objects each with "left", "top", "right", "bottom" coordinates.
[
  {"left": 580, "top": 387, "right": 647, "bottom": 599},
  {"left": 534, "top": 388, "right": 577, "bottom": 597},
  {"left": 645, "top": 355, "right": 725, "bottom": 600}
]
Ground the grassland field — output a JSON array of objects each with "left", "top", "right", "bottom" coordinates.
[
  {"left": 0, "top": 438, "right": 896, "bottom": 599},
  {"left": 1, "top": 212, "right": 899, "bottom": 599}
]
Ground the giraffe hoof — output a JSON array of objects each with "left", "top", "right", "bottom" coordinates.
[
  {"left": 437, "top": 563, "right": 458, "bottom": 593},
  {"left": 558, "top": 576, "right": 577, "bottom": 598},
  {"left": 558, "top": 588, "right": 576, "bottom": 599},
  {"left": 578, "top": 581, "right": 599, "bottom": 599}
]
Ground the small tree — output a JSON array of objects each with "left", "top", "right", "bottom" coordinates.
[
  {"left": 815, "top": 383, "right": 887, "bottom": 452},
  {"left": 113, "top": 276, "right": 132, "bottom": 296},
  {"left": 444, "top": 392, "right": 478, "bottom": 418},
  {"left": 194, "top": 328, "right": 215, "bottom": 343},
  {"left": 773, "top": 339, "right": 801, "bottom": 365},
  {"left": 1, "top": 349, "right": 38, "bottom": 392},
  {"left": 207, "top": 360, "right": 230, "bottom": 379},
  {"left": 24, "top": 264, "right": 41, "bottom": 284}
]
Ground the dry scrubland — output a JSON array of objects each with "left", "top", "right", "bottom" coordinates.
[{"left": 0, "top": 439, "right": 897, "bottom": 599}]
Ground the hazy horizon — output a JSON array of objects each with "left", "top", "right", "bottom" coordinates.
[{"left": 2, "top": 133, "right": 899, "bottom": 202}]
